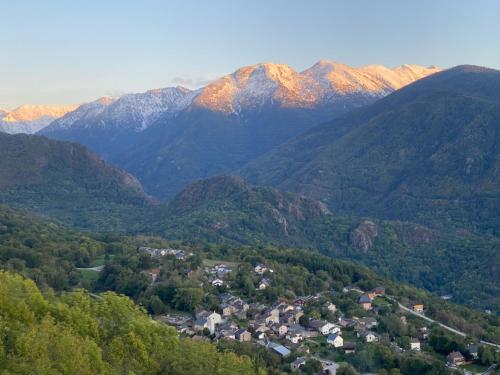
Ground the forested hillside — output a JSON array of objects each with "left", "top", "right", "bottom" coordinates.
[
  {"left": 159, "top": 177, "right": 500, "bottom": 313},
  {"left": 0, "top": 271, "right": 260, "bottom": 374},
  {"left": 0, "top": 203, "right": 498, "bottom": 374},
  {"left": 0, "top": 133, "right": 156, "bottom": 231},
  {"left": 242, "top": 65, "right": 500, "bottom": 235}
]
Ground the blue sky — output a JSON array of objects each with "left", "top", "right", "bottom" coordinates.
[{"left": 1, "top": 0, "right": 499, "bottom": 108}]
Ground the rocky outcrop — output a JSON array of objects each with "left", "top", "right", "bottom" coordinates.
[{"left": 350, "top": 220, "right": 379, "bottom": 252}]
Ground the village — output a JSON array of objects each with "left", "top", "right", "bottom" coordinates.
[{"left": 137, "top": 248, "right": 492, "bottom": 375}]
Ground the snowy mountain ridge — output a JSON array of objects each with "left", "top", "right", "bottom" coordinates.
[
  {"left": 41, "top": 60, "right": 440, "bottom": 134},
  {"left": 193, "top": 61, "right": 441, "bottom": 113},
  {"left": 45, "top": 87, "right": 199, "bottom": 133}
]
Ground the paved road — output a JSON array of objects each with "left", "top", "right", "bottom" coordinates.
[
  {"left": 383, "top": 295, "right": 500, "bottom": 349},
  {"left": 385, "top": 296, "right": 467, "bottom": 337},
  {"left": 347, "top": 288, "right": 499, "bottom": 349},
  {"left": 77, "top": 265, "right": 104, "bottom": 272}
]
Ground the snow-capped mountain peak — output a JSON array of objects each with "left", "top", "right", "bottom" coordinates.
[
  {"left": 104, "top": 86, "right": 197, "bottom": 130},
  {"left": 0, "top": 104, "right": 78, "bottom": 134},
  {"left": 47, "top": 97, "right": 116, "bottom": 130},
  {"left": 193, "top": 62, "right": 320, "bottom": 113},
  {"left": 302, "top": 61, "right": 441, "bottom": 96},
  {"left": 192, "top": 61, "right": 441, "bottom": 114}
]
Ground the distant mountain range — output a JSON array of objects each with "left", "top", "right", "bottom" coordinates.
[
  {"left": 0, "top": 105, "right": 77, "bottom": 134},
  {"left": 39, "top": 61, "right": 440, "bottom": 198}
]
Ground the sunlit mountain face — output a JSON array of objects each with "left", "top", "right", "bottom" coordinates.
[{"left": 0, "top": 105, "right": 78, "bottom": 134}]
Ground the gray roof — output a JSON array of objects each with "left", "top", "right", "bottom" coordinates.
[
  {"left": 327, "top": 332, "right": 341, "bottom": 340},
  {"left": 447, "top": 351, "right": 464, "bottom": 360},
  {"left": 359, "top": 294, "right": 372, "bottom": 303},
  {"left": 235, "top": 328, "right": 249, "bottom": 336},
  {"left": 468, "top": 345, "right": 479, "bottom": 353},
  {"left": 291, "top": 357, "right": 306, "bottom": 366},
  {"left": 195, "top": 318, "right": 207, "bottom": 326},
  {"left": 268, "top": 342, "right": 291, "bottom": 357},
  {"left": 309, "top": 319, "right": 328, "bottom": 329}
]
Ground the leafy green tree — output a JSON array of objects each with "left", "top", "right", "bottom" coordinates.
[
  {"left": 173, "top": 287, "right": 203, "bottom": 311},
  {"left": 337, "top": 364, "right": 359, "bottom": 375},
  {"left": 302, "top": 358, "right": 322, "bottom": 375}
]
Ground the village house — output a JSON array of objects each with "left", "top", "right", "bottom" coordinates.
[
  {"left": 235, "top": 328, "right": 252, "bottom": 342},
  {"left": 248, "top": 302, "right": 267, "bottom": 315},
  {"left": 467, "top": 344, "right": 479, "bottom": 359},
  {"left": 358, "top": 294, "right": 373, "bottom": 310},
  {"left": 293, "top": 296, "right": 315, "bottom": 306},
  {"left": 262, "top": 308, "right": 280, "bottom": 324},
  {"left": 254, "top": 264, "right": 274, "bottom": 275},
  {"left": 360, "top": 331, "right": 379, "bottom": 343},
  {"left": 372, "top": 286, "right": 386, "bottom": 295},
  {"left": 214, "top": 264, "right": 232, "bottom": 279},
  {"left": 211, "top": 278, "right": 224, "bottom": 287},
  {"left": 288, "top": 324, "right": 312, "bottom": 338},
  {"left": 255, "top": 331, "right": 267, "bottom": 340},
  {"left": 271, "top": 323, "right": 288, "bottom": 337},
  {"left": 194, "top": 311, "right": 222, "bottom": 335},
  {"left": 252, "top": 320, "right": 270, "bottom": 335},
  {"left": 217, "top": 329, "right": 237, "bottom": 340},
  {"left": 258, "top": 278, "right": 271, "bottom": 290},
  {"left": 220, "top": 303, "right": 234, "bottom": 317},
  {"left": 309, "top": 320, "right": 339, "bottom": 335},
  {"left": 446, "top": 351, "right": 465, "bottom": 366},
  {"left": 232, "top": 298, "right": 249, "bottom": 312},
  {"left": 359, "top": 317, "right": 378, "bottom": 329},
  {"left": 214, "top": 321, "right": 238, "bottom": 340},
  {"left": 410, "top": 338, "right": 421, "bottom": 351},
  {"left": 234, "top": 309, "right": 247, "bottom": 320},
  {"left": 290, "top": 357, "right": 306, "bottom": 371},
  {"left": 139, "top": 247, "right": 187, "bottom": 259},
  {"left": 338, "top": 317, "right": 357, "bottom": 328},
  {"left": 410, "top": 303, "right": 424, "bottom": 313},
  {"left": 274, "top": 302, "right": 294, "bottom": 314},
  {"left": 327, "top": 332, "right": 344, "bottom": 348},
  {"left": 280, "top": 308, "right": 304, "bottom": 325},
  {"left": 322, "top": 302, "right": 337, "bottom": 313},
  {"left": 286, "top": 332, "right": 304, "bottom": 344}
]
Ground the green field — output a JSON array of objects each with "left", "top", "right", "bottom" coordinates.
[
  {"left": 461, "top": 363, "right": 489, "bottom": 374},
  {"left": 203, "top": 259, "right": 240, "bottom": 268},
  {"left": 79, "top": 268, "right": 100, "bottom": 283}
]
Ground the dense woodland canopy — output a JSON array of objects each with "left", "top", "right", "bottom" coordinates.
[{"left": 0, "top": 271, "right": 261, "bottom": 375}]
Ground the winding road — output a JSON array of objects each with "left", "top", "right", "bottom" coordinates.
[
  {"left": 347, "top": 288, "right": 499, "bottom": 349},
  {"left": 383, "top": 295, "right": 500, "bottom": 349}
]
